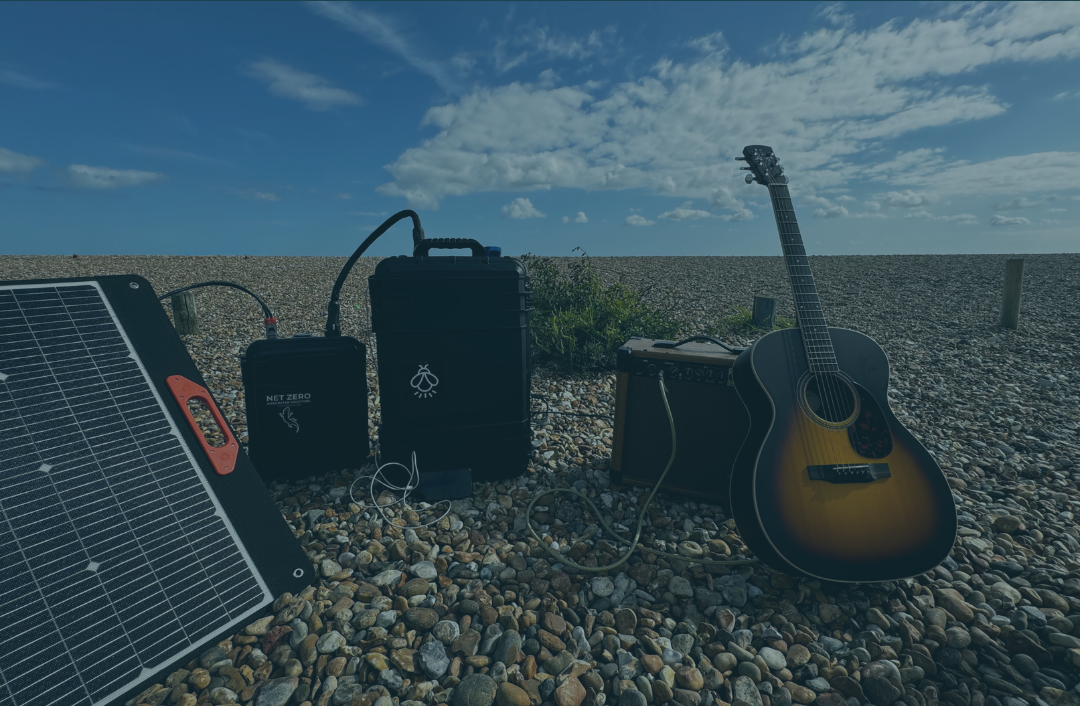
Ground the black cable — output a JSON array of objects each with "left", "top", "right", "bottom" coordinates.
[
  {"left": 532, "top": 409, "right": 615, "bottom": 420},
  {"left": 157, "top": 280, "right": 274, "bottom": 319},
  {"left": 326, "top": 210, "right": 424, "bottom": 337}
]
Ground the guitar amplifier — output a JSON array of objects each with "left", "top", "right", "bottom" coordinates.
[{"left": 610, "top": 337, "right": 751, "bottom": 507}]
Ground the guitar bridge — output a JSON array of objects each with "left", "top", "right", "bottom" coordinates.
[{"left": 807, "top": 463, "right": 890, "bottom": 484}]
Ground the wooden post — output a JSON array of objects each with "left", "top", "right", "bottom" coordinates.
[
  {"left": 171, "top": 291, "right": 199, "bottom": 336},
  {"left": 752, "top": 295, "right": 777, "bottom": 329},
  {"left": 999, "top": 258, "right": 1024, "bottom": 330}
]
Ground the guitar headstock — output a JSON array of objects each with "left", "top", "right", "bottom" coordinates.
[{"left": 738, "top": 145, "right": 788, "bottom": 186}]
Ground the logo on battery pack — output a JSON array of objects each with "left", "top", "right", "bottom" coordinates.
[
  {"left": 280, "top": 406, "right": 300, "bottom": 433},
  {"left": 411, "top": 364, "right": 439, "bottom": 399}
]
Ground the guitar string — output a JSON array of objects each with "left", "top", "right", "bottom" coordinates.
[
  {"left": 775, "top": 182, "right": 861, "bottom": 473},
  {"left": 759, "top": 152, "right": 860, "bottom": 479},
  {"left": 782, "top": 185, "right": 856, "bottom": 470},
  {"left": 771, "top": 182, "right": 849, "bottom": 475},
  {"left": 771, "top": 182, "right": 828, "bottom": 477},
  {"left": 771, "top": 183, "right": 839, "bottom": 467}
]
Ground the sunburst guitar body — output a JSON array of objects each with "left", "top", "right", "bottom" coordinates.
[{"left": 728, "top": 146, "right": 957, "bottom": 582}]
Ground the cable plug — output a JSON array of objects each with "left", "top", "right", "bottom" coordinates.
[{"left": 264, "top": 317, "right": 278, "bottom": 340}]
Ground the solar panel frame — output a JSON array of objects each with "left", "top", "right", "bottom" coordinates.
[{"left": 0, "top": 275, "right": 313, "bottom": 706}]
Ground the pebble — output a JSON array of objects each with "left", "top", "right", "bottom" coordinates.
[{"left": 255, "top": 677, "right": 298, "bottom": 706}]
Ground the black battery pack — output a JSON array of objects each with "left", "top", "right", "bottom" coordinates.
[
  {"left": 240, "top": 333, "right": 368, "bottom": 479},
  {"left": 369, "top": 237, "right": 532, "bottom": 482}
]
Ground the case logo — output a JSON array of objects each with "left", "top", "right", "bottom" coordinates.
[
  {"left": 280, "top": 406, "right": 300, "bottom": 433},
  {"left": 411, "top": 364, "right": 439, "bottom": 399}
]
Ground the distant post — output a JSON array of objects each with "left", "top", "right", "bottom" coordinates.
[
  {"left": 999, "top": 259, "right": 1024, "bottom": 330},
  {"left": 752, "top": 295, "right": 778, "bottom": 329},
  {"left": 172, "top": 291, "right": 199, "bottom": 336}
]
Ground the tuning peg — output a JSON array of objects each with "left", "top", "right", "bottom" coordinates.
[
  {"left": 739, "top": 166, "right": 751, "bottom": 170},
  {"left": 735, "top": 156, "right": 746, "bottom": 161},
  {"left": 745, "top": 174, "right": 754, "bottom": 184}
]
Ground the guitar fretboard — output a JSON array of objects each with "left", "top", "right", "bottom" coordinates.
[{"left": 767, "top": 183, "right": 837, "bottom": 372}]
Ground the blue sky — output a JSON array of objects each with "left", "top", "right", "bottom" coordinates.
[{"left": 2, "top": 1, "right": 1079, "bottom": 257}]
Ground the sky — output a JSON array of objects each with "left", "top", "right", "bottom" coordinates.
[{"left": 1, "top": 1, "right": 1079, "bottom": 257}]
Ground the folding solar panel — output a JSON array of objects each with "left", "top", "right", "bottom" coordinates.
[{"left": 0, "top": 275, "right": 312, "bottom": 706}]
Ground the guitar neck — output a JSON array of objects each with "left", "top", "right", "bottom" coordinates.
[{"left": 767, "top": 183, "right": 837, "bottom": 372}]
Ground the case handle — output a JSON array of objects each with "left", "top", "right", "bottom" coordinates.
[
  {"left": 413, "top": 238, "right": 487, "bottom": 258},
  {"left": 167, "top": 375, "right": 238, "bottom": 475},
  {"left": 652, "top": 335, "right": 745, "bottom": 354}
]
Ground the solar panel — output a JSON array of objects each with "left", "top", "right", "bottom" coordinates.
[{"left": 0, "top": 276, "right": 311, "bottom": 706}]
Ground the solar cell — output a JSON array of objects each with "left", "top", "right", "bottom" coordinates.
[{"left": 0, "top": 278, "right": 310, "bottom": 706}]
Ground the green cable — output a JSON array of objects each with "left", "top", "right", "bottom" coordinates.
[{"left": 526, "top": 372, "right": 759, "bottom": 573}]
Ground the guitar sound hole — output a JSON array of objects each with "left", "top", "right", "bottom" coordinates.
[{"left": 801, "top": 372, "right": 860, "bottom": 428}]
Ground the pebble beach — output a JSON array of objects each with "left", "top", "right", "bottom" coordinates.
[{"left": 1, "top": 253, "right": 1079, "bottom": 706}]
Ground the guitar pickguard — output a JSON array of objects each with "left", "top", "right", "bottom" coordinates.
[{"left": 847, "top": 383, "right": 893, "bottom": 459}]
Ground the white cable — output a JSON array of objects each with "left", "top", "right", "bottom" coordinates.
[{"left": 348, "top": 449, "right": 453, "bottom": 529}]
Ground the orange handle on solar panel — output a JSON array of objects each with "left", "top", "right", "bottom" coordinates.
[{"left": 166, "top": 375, "right": 238, "bottom": 476}]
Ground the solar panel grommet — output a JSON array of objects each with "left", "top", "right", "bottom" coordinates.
[{"left": 293, "top": 568, "right": 305, "bottom": 578}]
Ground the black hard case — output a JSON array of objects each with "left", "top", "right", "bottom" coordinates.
[
  {"left": 369, "top": 250, "right": 531, "bottom": 481},
  {"left": 240, "top": 335, "right": 368, "bottom": 479}
]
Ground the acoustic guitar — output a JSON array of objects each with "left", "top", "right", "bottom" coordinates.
[{"left": 728, "top": 145, "right": 957, "bottom": 582}]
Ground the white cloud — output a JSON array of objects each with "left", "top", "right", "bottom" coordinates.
[
  {"left": 624, "top": 214, "right": 655, "bottom": 226},
  {"left": 378, "top": 3, "right": 1080, "bottom": 208},
  {"left": 904, "top": 209, "right": 978, "bottom": 224},
  {"left": 709, "top": 185, "right": 745, "bottom": 211},
  {"left": 989, "top": 214, "right": 1031, "bottom": 226},
  {"left": 994, "top": 196, "right": 1043, "bottom": 210},
  {"left": 687, "top": 31, "right": 727, "bottom": 55},
  {"left": 501, "top": 197, "right": 544, "bottom": 219},
  {"left": 68, "top": 165, "right": 165, "bottom": 189},
  {"left": 0, "top": 147, "right": 44, "bottom": 174},
  {"left": 562, "top": 216, "right": 568, "bottom": 223},
  {"left": 537, "top": 69, "right": 559, "bottom": 88},
  {"left": 126, "top": 145, "right": 233, "bottom": 167},
  {"left": 0, "top": 66, "right": 60, "bottom": 90},
  {"left": 814, "top": 205, "right": 850, "bottom": 219},
  {"left": 720, "top": 208, "right": 755, "bottom": 222},
  {"left": 835, "top": 195, "right": 856, "bottom": 202},
  {"left": 1042, "top": 218, "right": 1060, "bottom": 224},
  {"left": 336, "top": 193, "right": 353, "bottom": 200},
  {"left": 806, "top": 195, "right": 884, "bottom": 219},
  {"left": 239, "top": 190, "right": 281, "bottom": 201},
  {"left": 309, "top": 2, "right": 459, "bottom": 92},
  {"left": 574, "top": 211, "right": 588, "bottom": 223},
  {"left": 877, "top": 190, "right": 939, "bottom": 208},
  {"left": 994, "top": 194, "right": 1079, "bottom": 210},
  {"left": 817, "top": 2, "right": 855, "bottom": 28},
  {"left": 246, "top": 58, "right": 361, "bottom": 111},
  {"left": 659, "top": 201, "right": 715, "bottom": 221},
  {"left": 492, "top": 24, "right": 616, "bottom": 75},
  {"left": 892, "top": 152, "right": 1080, "bottom": 195},
  {"left": 941, "top": 213, "right": 978, "bottom": 224}
]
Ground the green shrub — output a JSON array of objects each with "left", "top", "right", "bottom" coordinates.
[
  {"left": 521, "top": 249, "right": 681, "bottom": 374},
  {"left": 704, "top": 306, "right": 796, "bottom": 339}
]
